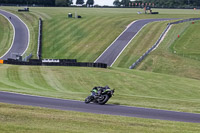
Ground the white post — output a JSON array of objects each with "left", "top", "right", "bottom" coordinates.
[{"left": 75, "top": 11, "right": 77, "bottom": 19}]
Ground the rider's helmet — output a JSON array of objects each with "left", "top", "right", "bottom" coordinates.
[
  {"left": 105, "top": 85, "right": 110, "bottom": 90},
  {"left": 92, "top": 87, "right": 98, "bottom": 93},
  {"left": 93, "top": 87, "right": 98, "bottom": 90}
]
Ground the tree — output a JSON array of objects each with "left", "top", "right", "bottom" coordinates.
[
  {"left": 76, "top": 0, "right": 84, "bottom": 5},
  {"left": 69, "top": 0, "right": 73, "bottom": 5},
  {"left": 55, "top": 0, "right": 71, "bottom": 6},
  {"left": 86, "top": 0, "right": 94, "bottom": 7},
  {"left": 120, "top": 0, "right": 130, "bottom": 7},
  {"left": 113, "top": 0, "right": 121, "bottom": 7}
]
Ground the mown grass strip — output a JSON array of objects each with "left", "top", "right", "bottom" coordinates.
[
  {"left": 170, "top": 21, "right": 200, "bottom": 59},
  {"left": 0, "top": 103, "right": 200, "bottom": 133}
]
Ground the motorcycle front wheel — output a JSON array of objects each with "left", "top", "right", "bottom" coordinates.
[{"left": 85, "top": 96, "right": 92, "bottom": 104}]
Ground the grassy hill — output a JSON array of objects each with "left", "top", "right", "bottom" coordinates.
[
  {"left": 0, "top": 7, "right": 200, "bottom": 132},
  {"left": 170, "top": 21, "right": 200, "bottom": 59},
  {"left": 0, "top": 15, "right": 13, "bottom": 57},
  {"left": 136, "top": 21, "right": 200, "bottom": 80},
  {"left": 0, "top": 64, "right": 200, "bottom": 113},
  {"left": 113, "top": 21, "right": 169, "bottom": 68},
  {"left": 1, "top": 7, "right": 199, "bottom": 61},
  {"left": 0, "top": 7, "right": 199, "bottom": 111}
]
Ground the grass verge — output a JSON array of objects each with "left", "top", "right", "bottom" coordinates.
[
  {"left": 0, "top": 14, "right": 13, "bottom": 57},
  {"left": 0, "top": 103, "right": 200, "bottom": 133}
]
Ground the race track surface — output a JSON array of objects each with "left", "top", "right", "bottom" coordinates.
[
  {"left": 95, "top": 18, "right": 176, "bottom": 67},
  {"left": 0, "top": 9, "right": 29, "bottom": 60},
  {"left": 1, "top": 91, "right": 200, "bottom": 123}
]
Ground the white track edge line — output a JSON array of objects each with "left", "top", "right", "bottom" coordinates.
[
  {"left": 111, "top": 19, "right": 174, "bottom": 67},
  {"left": 110, "top": 23, "right": 148, "bottom": 67},
  {"left": 94, "top": 20, "right": 138, "bottom": 63},
  {"left": 0, "top": 9, "right": 30, "bottom": 56}
]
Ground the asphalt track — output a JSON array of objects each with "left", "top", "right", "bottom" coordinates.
[
  {"left": 0, "top": 91, "right": 200, "bottom": 123},
  {"left": 95, "top": 18, "right": 177, "bottom": 67},
  {"left": 0, "top": 9, "right": 29, "bottom": 60}
]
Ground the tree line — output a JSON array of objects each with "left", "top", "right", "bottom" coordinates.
[
  {"left": 113, "top": 0, "right": 200, "bottom": 8},
  {"left": 0, "top": 0, "right": 94, "bottom": 6}
]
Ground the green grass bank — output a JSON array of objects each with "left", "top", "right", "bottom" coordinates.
[
  {"left": 1, "top": 7, "right": 199, "bottom": 61},
  {"left": 0, "top": 7, "right": 200, "bottom": 131},
  {"left": 0, "top": 7, "right": 200, "bottom": 112},
  {"left": 136, "top": 21, "right": 200, "bottom": 80},
  {"left": 0, "top": 64, "right": 200, "bottom": 113},
  {"left": 1, "top": 103, "right": 200, "bottom": 133}
]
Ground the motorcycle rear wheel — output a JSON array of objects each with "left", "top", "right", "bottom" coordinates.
[{"left": 98, "top": 95, "right": 110, "bottom": 105}]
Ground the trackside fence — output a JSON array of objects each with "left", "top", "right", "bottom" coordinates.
[
  {"left": 129, "top": 18, "right": 200, "bottom": 69},
  {"left": 3, "top": 59, "right": 107, "bottom": 68},
  {"left": 37, "top": 18, "right": 42, "bottom": 59},
  {"left": 23, "top": 53, "right": 32, "bottom": 61}
]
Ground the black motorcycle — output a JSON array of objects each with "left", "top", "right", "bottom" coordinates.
[{"left": 85, "top": 88, "right": 115, "bottom": 105}]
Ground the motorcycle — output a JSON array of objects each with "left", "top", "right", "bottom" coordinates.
[{"left": 85, "top": 88, "right": 115, "bottom": 105}]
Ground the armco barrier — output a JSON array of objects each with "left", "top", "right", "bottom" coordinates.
[
  {"left": 37, "top": 18, "right": 42, "bottom": 59},
  {"left": 23, "top": 53, "right": 32, "bottom": 61},
  {"left": 170, "top": 18, "right": 200, "bottom": 25},
  {"left": 3, "top": 59, "right": 107, "bottom": 68},
  {"left": 129, "top": 18, "right": 200, "bottom": 69},
  {"left": 129, "top": 24, "right": 171, "bottom": 69}
]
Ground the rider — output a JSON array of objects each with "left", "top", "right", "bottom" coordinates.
[
  {"left": 91, "top": 86, "right": 110, "bottom": 96},
  {"left": 91, "top": 87, "right": 98, "bottom": 96}
]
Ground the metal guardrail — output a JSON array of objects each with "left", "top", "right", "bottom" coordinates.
[
  {"left": 129, "top": 18, "right": 200, "bottom": 69},
  {"left": 37, "top": 18, "right": 42, "bottom": 59},
  {"left": 23, "top": 53, "right": 32, "bottom": 61},
  {"left": 169, "top": 18, "right": 200, "bottom": 25}
]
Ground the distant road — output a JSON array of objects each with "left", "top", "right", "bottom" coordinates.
[
  {"left": 95, "top": 18, "right": 177, "bottom": 67},
  {"left": 0, "top": 9, "right": 29, "bottom": 60},
  {"left": 1, "top": 91, "right": 200, "bottom": 123}
]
